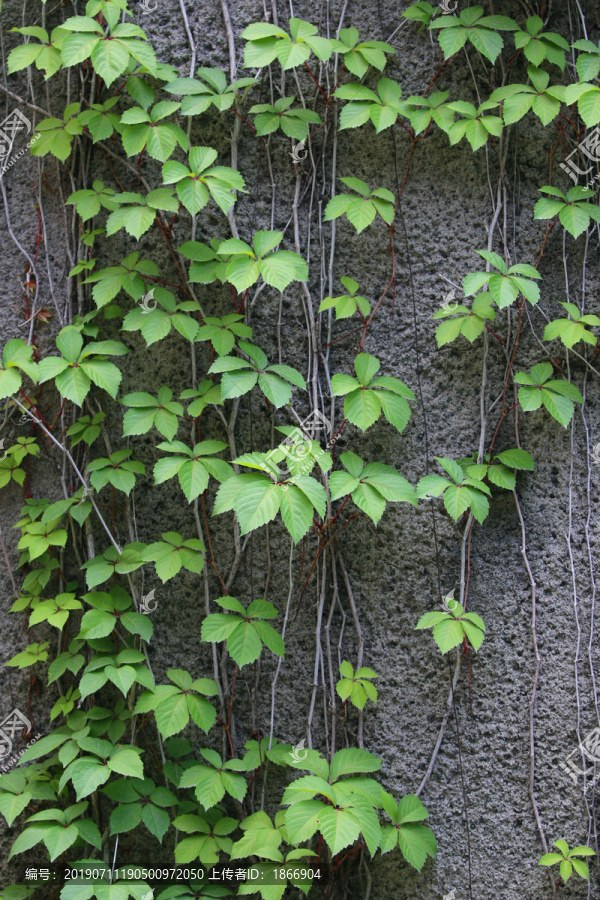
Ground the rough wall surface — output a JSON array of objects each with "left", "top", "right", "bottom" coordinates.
[{"left": 1, "top": 1, "right": 599, "bottom": 899}]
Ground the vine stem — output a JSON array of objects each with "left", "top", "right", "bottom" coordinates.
[
  {"left": 304, "top": 61, "right": 329, "bottom": 105},
  {"left": 192, "top": 498, "right": 225, "bottom": 711},
  {"left": 446, "top": 654, "right": 473, "bottom": 900},
  {"left": 513, "top": 488, "right": 557, "bottom": 898},
  {"left": 14, "top": 400, "right": 121, "bottom": 554},
  {"left": 416, "top": 651, "right": 461, "bottom": 797},
  {"left": 0, "top": 523, "right": 19, "bottom": 598},
  {"left": 488, "top": 301, "right": 525, "bottom": 456},
  {"left": 307, "top": 557, "right": 328, "bottom": 749},
  {"left": 268, "top": 539, "right": 295, "bottom": 755}
]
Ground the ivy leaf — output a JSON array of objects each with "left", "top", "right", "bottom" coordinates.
[
  {"left": 195, "top": 314, "right": 252, "bottom": 356},
  {"left": 201, "top": 596, "right": 283, "bottom": 668},
  {"left": 331, "top": 453, "right": 416, "bottom": 524},
  {"left": 319, "top": 277, "right": 370, "bottom": 320},
  {"left": 396, "top": 822, "right": 438, "bottom": 871},
  {"left": 167, "top": 66, "right": 257, "bottom": 115},
  {"left": 66, "top": 179, "right": 119, "bottom": 220},
  {"left": 514, "top": 362, "right": 584, "bottom": 428},
  {"left": 279, "top": 486, "right": 314, "bottom": 543},
  {"left": 134, "top": 669, "right": 218, "bottom": 739},
  {"left": 431, "top": 6, "right": 518, "bottom": 65},
  {"left": 513, "top": 17, "right": 568, "bottom": 71},
  {"left": 142, "top": 532, "right": 206, "bottom": 583},
  {"left": 162, "top": 146, "right": 244, "bottom": 215},
  {"left": 325, "top": 178, "right": 395, "bottom": 233},
  {"left": 241, "top": 18, "right": 333, "bottom": 71},
  {"left": 534, "top": 186, "right": 600, "bottom": 239},
  {"left": 417, "top": 457, "right": 490, "bottom": 522},
  {"left": 416, "top": 600, "right": 485, "bottom": 654},
  {"left": 215, "top": 454, "right": 325, "bottom": 541},
  {"left": 208, "top": 340, "right": 304, "bottom": 407},
  {"left": 31, "top": 103, "right": 83, "bottom": 162},
  {"left": 249, "top": 96, "right": 321, "bottom": 140},
  {"left": 543, "top": 302, "right": 600, "bottom": 349},
  {"left": 0, "top": 791, "right": 32, "bottom": 827},
  {"left": 331, "top": 353, "right": 414, "bottom": 433},
  {"left": 179, "top": 750, "right": 248, "bottom": 808},
  {"left": 0, "top": 340, "right": 38, "bottom": 399},
  {"left": 219, "top": 231, "right": 307, "bottom": 292},
  {"left": 331, "top": 28, "right": 394, "bottom": 78},
  {"left": 154, "top": 440, "right": 232, "bottom": 503},
  {"left": 336, "top": 78, "right": 411, "bottom": 134},
  {"left": 38, "top": 326, "right": 127, "bottom": 405},
  {"left": 87, "top": 449, "right": 145, "bottom": 496},
  {"left": 336, "top": 661, "right": 378, "bottom": 710},
  {"left": 122, "top": 388, "right": 184, "bottom": 441}
]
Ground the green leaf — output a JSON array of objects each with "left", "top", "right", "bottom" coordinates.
[
  {"left": 496, "top": 449, "right": 534, "bottom": 470},
  {"left": 154, "top": 694, "right": 190, "bottom": 739},
  {"left": 559, "top": 204, "right": 592, "bottom": 239},
  {"left": 487, "top": 464, "right": 515, "bottom": 491},
  {"left": 91, "top": 39, "right": 130, "bottom": 88},
  {"left": 69, "top": 759, "right": 111, "bottom": 799},
  {"left": 43, "top": 824, "right": 79, "bottom": 861},
  {"left": 110, "top": 802, "right": 143, "bottom": 834},
  {"left": 351, "top": 481, "right": 386, "bottom": 524},
  {"left": 257, "top": 372, "right": 292, "bottom": 407},
  {"left": 0, "top": 791, "right": 32, "bottom": 826},
  {"left": 108, "top": 746, "right": 144, "bottom": 779},
  {"left": 440, "top": 479, "right": 471, "bottom": 516},
  {"left": 260, "top": 251, "right": 308, "bottom": 291},
  {"left": 8, "top": 824, "right": 48, "bottom": 859},
  {"left": 397, "top": 822, "right": 437, "bottom": 871},
  {"left": 55, "top": 367, "right": 92, "bottom": 406},
  {"left": 80, "top": 359, "right": 122, "bottom": 398},
  {"left": 431, "top": 617, "right": 465, "bottom": 653},
  {"left": 344, "top": 389, "right": 381, "bottom": 431},
  {"left": 279, "top": 486, "right": 314, "bottom": 543},
  {"left": 316, "top": 806, "right": 362, "bottom": 856},
  {"left": 227, "top": 621, "right": 263, "bottom": 667},
  {"left": 468, "top": 26, "right": 503, "bottom": 63},
  {"left": 234, "top": 479, "right": 281, "bottom": 534},
  {"left": 142, "top": 802, "right": 170, "bottom": 842}
]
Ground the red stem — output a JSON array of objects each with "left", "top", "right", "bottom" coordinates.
[
  {"left": 304, "top": 61, "right": 329, "bottom": 105},
  {"left": 232, "top": 106, "right": 257, "bottom": 133}
]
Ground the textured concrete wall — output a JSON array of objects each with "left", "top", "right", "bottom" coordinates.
[{"left": 1, "top": 1, "right": 600, "bottom": 898}]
